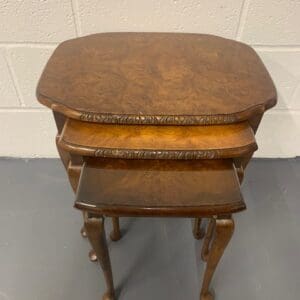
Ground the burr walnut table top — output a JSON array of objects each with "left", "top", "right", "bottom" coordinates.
[
  {"left": 58, "top": 118, "right": 257, "bottom": 159},
  {"left": 75, "top": 158, "right": 245, "bottom": 217},
  {"left": 37, "top": 32, "right": 276, "bottom": 125}
]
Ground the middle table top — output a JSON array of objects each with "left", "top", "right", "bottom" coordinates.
[
  {"left": 37, "top": 32, "right": 276, "bottom": 125},
  {"left": 58, "top": 118, "right": 257, "bottom": 160}
]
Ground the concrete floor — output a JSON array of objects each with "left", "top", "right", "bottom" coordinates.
[{"left": 0, "top": 158, "right": 299, "bottom": 300}]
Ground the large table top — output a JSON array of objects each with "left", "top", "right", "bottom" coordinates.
[{"left": 37, "top": 32, "right": 276, "bottom": 125}]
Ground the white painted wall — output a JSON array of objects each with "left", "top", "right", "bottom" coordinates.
[{"left": 0, "top": 0, "right": 299, "bottom": 158}]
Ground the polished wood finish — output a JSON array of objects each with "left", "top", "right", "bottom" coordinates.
[
  {"left": 59, "top": 119, "right": 257, "bottom": 160},
  {"left": 37, "top": 33, "right": 276, "bottom": 125},
  {"left": 36, "top": 32, "right": 277, "bottom": 300},
  {"left": 75, "top": 158, "right": 245, "bottom": 217},
  {"left": 84, "top": 213, "right": 115, "bottom": 300},
  {"left": 200, "top": 217, "right": 234, "bottom": 300}
]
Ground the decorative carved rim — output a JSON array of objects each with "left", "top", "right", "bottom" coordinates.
[
  {"left": 58, "top": 136, "right": 258, "bottom": 160},
  {"left": 93, "top": 148, "right": 221, "bottom": 159},
  {"left": 37, "top": 93, "right": 276, "bottom": 126},
  {"left": 79, "top": 112, "right": 238, "bottom": 125}
]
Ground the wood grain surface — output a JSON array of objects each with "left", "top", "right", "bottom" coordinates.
[
  {"left": 37, "top": 32, "right": 276, "bottom": 125},
  {"left": 58, "top": 118, "right": 257, "bottom": 159},
  {"left": 75, "top": 158, "right": 246, "bottom": 217}
]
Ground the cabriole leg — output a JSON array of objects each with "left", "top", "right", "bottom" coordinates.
[
  {"left": 82, "top": 216, "right": 122, "bottom": 261},
  {"left": 84, "top": 213, "right": 116, "bottom": 300},
  {"left": 81, "top": 217, "right": 97, "bottom": 262},
  {"left": 82, "top": 217, "right": 121, "bottom": 241},
  {"left": 201, "top": 218, "right": 215, "bottom": 261},
  {"left": 200, "top": 216, "right": 234, "bottom": 300}
]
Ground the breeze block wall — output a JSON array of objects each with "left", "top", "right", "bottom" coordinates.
[{"left": 0, "top": 0, "right": 299, "bottom": 157}]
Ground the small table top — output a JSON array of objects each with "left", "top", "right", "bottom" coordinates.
[
  {"left": 75, "top": 158, "right": 246, "bottom": 217},
  {"left": 37, "top": 32, "right": 276, "bottom": 125},
  {"left": 59, "top": 118, "right": 257, "bottom": 159}
]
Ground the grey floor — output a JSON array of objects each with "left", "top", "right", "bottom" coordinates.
[{"left": 0, "top": 159, "right": 300, "bottom": 300}]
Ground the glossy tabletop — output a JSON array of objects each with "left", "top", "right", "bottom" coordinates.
[
  {"left": 37, "top": 32, "right": 276, "bottom": 125},
  {"left": 75, "top": 158, "right": 245, "bottom": 217},
  {"left": 59, "top": 118, "right": 257, "bottom": 159}
]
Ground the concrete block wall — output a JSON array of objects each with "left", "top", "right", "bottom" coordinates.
[{"left": 0, "top": 0, "right": 299, "bottom": 158}]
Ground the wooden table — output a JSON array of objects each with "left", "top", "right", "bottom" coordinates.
[{"left": 36, "top": 32, "right": 277, "bottom": 300}]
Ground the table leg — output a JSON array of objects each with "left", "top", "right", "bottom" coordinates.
[
  {"left": 81, "top": 215, "right": 97, "bottom": 262},
  {"left": 110, "top": 217, "right": 122, "bottom": 241},
  {"left": 193, "top": 218, "right": 205, "bottom": 240},
  {"left": 84, "top": 213, "right": 116, "bottom": 300},
  {"left": 200, "top": 216, "right": 234, "bottom": 300},
  {"left": 82, "top": 216, "right": 121, "bottom": 262},
  {"left": 201, "top": 218, "right": 215, "bottom": 261}
]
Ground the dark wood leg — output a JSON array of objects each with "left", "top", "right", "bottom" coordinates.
[
  {"left": 82, "top": 217, "right": 122, "bottom": 260},
  {"left": 201, "top": 218, "right": 215, "bottom": 261},
  {"left": 81, "top": 213, "right": 98, "bottom": 262},
  {"left": 82, "top": 216, "right": 121, "bottom": 241},
  {"left": 84, "top": 213, "right": 116, "bottom": 300},
  {"left": 110, "top": 217, "right": 122, "bottom": 241},
  {"left": 193, "top": 218, "right": 205, "bottom": 240},
  {"left": 200, "top": 216, "right": 234, "bottom": 300}
]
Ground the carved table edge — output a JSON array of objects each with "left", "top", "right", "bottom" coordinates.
[
  {"left": 57, "top": 136, "right": 258, "bottom": 160},
  {"left": 36, "top": 92, "right": 276, "bottom": 126}
]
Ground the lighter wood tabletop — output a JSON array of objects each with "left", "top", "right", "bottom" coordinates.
[{"left": 58, "top": 118, "right": 257, "bottom": 159}]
